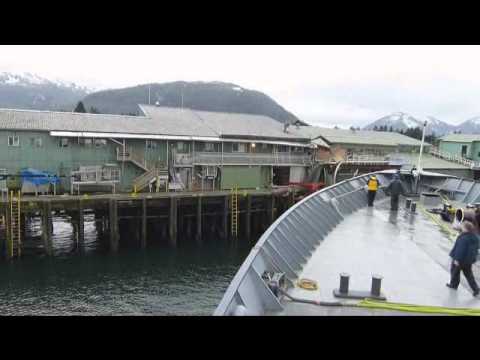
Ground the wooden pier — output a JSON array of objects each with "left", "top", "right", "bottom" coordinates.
[{"left": 0, "top": 189, "right": 296, "bottom": 258}]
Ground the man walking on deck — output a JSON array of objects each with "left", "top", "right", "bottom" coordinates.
[
  {"left": 386, "top": 173, "right": 406, "bottom": 211},
  {"left": 366, "top": 175, "right": 380, "bottom": 207},
  {"left": 447, "top": 221, "right": 480, "bottom": 297}
]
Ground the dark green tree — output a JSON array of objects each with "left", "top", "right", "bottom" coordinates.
[
  {"left": 89, "top": 106, "right": 100, "bottom": 114},
  {"left": 74, "top": 101, "right": 86, "bottom": 113}
]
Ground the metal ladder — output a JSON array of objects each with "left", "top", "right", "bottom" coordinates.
[
  {"left": 7, "top": 190, "right": 21, "bottom": 258},
  {"left": 231, "top": 185, "right": 239, "bottom": 237}
]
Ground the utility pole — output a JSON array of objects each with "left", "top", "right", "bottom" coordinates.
[
  {"left": 417, "top": 120, "right": 427, "bottom": 173},
  {"left": 181, "top": 84, "right": 184, "bottom": 110},
  {"left": 414, "top": 120, "right": 427, "bottom": 194},
  {"left": 148, "top": 84, "right": 151, "bottom": 105}
]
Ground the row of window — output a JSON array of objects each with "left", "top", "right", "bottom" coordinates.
[
  {"left": 6, "top": 136, "right": 305, "bottom": 153},
  {"left": 8, "top": 136, "right": 43, "bottom": 148},
  {"left": 6, "top": 136, "right": 108, "bottom": 148}
]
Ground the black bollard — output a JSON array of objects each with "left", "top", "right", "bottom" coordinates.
[
  {"left": 405, "top": 198, "right": 411, "bottom": 209},
  {"left": 371, "top": 275, "right": 383, "bottom": 297},
  {"left": 339, "top": 273, "right": 350, "bottom": 294},
  {"left": 410, "top": 202, "right": 416, "bottom": 213}
]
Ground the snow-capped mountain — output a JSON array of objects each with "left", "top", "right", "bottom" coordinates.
[
  {"left": 455, "top": 117, "right": 480, "bottom": 134},
  {"left": 0, "top": 72, "right": 91, "bottom": 111},
  {"left": 363, "top": 112, "right": 455, "bottom": 136}
]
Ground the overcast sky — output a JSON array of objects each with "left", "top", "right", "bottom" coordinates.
[{"left": 2, "top": 45, "right": 480, "bottom": 127}]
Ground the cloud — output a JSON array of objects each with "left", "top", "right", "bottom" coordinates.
[{"left": 2, "top": 45, "right": 480, "bottom": 126}]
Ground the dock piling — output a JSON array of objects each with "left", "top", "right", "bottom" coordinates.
[
  {"left": 169, "top": 197, "right": 177, "bottom": 247},
  {"left": 223, "top": 196, "right": 228, "bottom": 240},
  {"left": 109, "top": 199, "right": 119, "bottom": 252},
  {"left": 141, "top": 198, "right": 147, "bottom": 249},
  {"left": 41, "top": 201, "right": 53, "bottom": 256},
  {"left": 196, "top": 196, "right": 202, "bottom": 244},
  {"left": 78, "top": 200, "right": 84, "bottom": 245},
  {"left": 245, "top": 194, "right": 252, "bottom": 241}
]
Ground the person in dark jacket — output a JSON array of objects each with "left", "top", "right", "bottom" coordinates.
[
  {"left": 386, "top": 173, "right": 406, "bottom": 211},
  {"left": 446, "top": 220, "right": 480, "bottom": 296}
]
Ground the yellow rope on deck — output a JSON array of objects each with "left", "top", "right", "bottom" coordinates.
[
  {"left": 418, "top": 203, "right": 458, "bottom": 241},
  {"left": 358, "top": 298, "right": 480, "bottom": 316},
  {"left": 296, "top": 278, "right": 318, "bottom": 291}
]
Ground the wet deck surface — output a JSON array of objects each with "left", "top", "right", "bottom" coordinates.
[{"left": 279, "top": 198, "right": 480, "bottom": 315}]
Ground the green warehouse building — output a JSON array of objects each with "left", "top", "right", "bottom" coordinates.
[{"left": 0, "top": 106, "right": 315, "bottom": 194}]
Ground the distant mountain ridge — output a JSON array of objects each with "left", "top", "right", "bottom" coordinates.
[
  {"left": 363, "top": 112, "right": 454, "bottom": 135},
  {"left": 0, "top": 72, "right": 91, "bottom": 111},
  {"left": 81, "top": 81, "right": 305, "bottom": 124},
  {"left": 363, "top": 112, "right": 464, "bottom": 136}
]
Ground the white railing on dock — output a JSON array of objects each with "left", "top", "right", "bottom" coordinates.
[
  {"left": 174, "top": 152, "right": 312, "bottom": 166},
  {"left": 71, "top": 167, "right": 121, "bottom": 194},
  {"left": 429, "top": 147, "right": 480, "bottom": 168},
  {"left": 344, "top": 154, "right": 390, "bottom": 163}
]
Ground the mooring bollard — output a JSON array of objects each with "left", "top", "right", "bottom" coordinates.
[
  {"left": 410, "top": 202, "right": 416, "bottom": 213},
  {"left": 339, "top": 273, "right": 350, "bottom": 294},
  {"left": 405, "top": 198, "right": 411, "bottom": 209},
  {"left": 371, "top": 275, "right": 383, "bottom": 297}
]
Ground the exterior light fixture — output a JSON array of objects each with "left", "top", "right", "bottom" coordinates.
[{"left": 251, "top": 143, "right": 256, "bottom": 148}]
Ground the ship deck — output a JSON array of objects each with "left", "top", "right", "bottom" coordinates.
[{"left": 278, "top": 197, "right": 480, "bottom": 316}]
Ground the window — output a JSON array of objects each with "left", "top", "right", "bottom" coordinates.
[
  {"left": 59, "top": 138, "right": 69, "bottom": 147},
  {"left": 232, "top": 143, "right": 246, "bottom": 152},
  {"left": 176, "top": 141, "right": 184, "bottom": 151},
  {"left": 34, "top": 138, "right": 42, "bottom": 147},
  {"left": 146, "top": 140, "right": 157, "bottom": 149},
  {"left": 261, "top": 143, "right": 268, "bottom": 150},
  {"left": 78, "top": 138, "right": 92, "bottom": 147},
  {"left": 205, "top": 142, "right": 215, "bottom": 152},
  {"left": 277, "top": 145, "right": 288, "bottom": 153},
  {"left": 94, "top": 139, "right": 107, "bottom": 147},
  {"left": 8, "top": 136, "right": 19, "bottom": 147}
]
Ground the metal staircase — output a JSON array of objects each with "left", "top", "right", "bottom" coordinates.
[
  {"left": 7, "top": 190, "right": 21, "bottom": 259},
  {"left": 132, "top": 168, "right": 169, "bottom": 192},
  {"left": 231, "top": 185, "right": 239, "bottom": 238},
  {"left": 116, "top": 146, "right": 148, "bottom": 171}
]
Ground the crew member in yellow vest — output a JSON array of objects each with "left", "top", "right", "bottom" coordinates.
[{"left": 367, "top": 175, "right": 380, "bottom": 207}]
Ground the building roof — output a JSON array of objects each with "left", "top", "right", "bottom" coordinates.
[
  {"left": 0, "top": 106, "right": 313, "bottom": 144},
  {"left": 289, "top": 126, "right": 428, "bottom": 147},
  {"left": 439, "top": 134, "right": 480, "bottom": 143},
  {"left": 0, "top": 107, "right": 219, "bottom": 138},
  {"left": 140, "top": 105, "right": 311, "bottom": 142},
  {"left": 389, "top": 153, "right": 469, "bottom": 170}
]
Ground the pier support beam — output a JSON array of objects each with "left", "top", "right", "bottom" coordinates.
[
  {"left": 78, "top": 200, "right": 84, "bottom": 245},
  {"left": 141, "top": 199, "right": 147, "bottom": 249},
  {"left": 41, "top": 201, "right": 53, "bottom": 256},
  {"left": 196, "top": 196, "right": 202, "bottom": 244},
  {"left": 267, "top": 195, "right": 275, "bottom": 224},
  {"left": 5, "top": 206, "right": 11, "bottom": 259},
  {"left": 223, "top": 196, "right": 228, "bottom": 240},
  {"left": 109, "top": 199, "right": 119, "bottom": 252},
  {"left": 169, "top": 197, "right": 177, "bottom": 247},
  {"left": 245, "top": 194, "right": 252, "bottom": 241}
]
